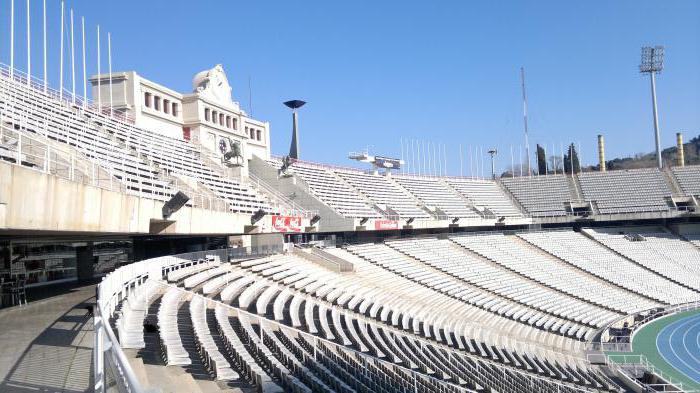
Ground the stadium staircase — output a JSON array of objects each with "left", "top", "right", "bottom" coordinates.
[
  {"left": 566, "top": 175, "right": 584, "bottom": 202},
  {"left": 248, "top": 156, "right": 355, "bottom": 231},
  {"left": 386, "top": 175, "right": 445, "bottom": 219},
  {"left": 493, "top": 178, "right": 528, "bottom": 216},
  {"left": 329, "top": 170, "right": 392, "bottom": 217},
  {"left": 441, "top": 181, "right": 492, "bottom": 219},
  {"left": 661, "top": 168, "right": 685, "bottom": 197}
]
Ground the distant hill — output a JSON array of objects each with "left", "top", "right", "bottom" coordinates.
[{"left": 588, "top": 133, "right": 700, "bottom": 171}]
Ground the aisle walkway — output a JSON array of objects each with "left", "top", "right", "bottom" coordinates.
[{"left": 0, "top": 283, "right": 96, "bottom": 393}]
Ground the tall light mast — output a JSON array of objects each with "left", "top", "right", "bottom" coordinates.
[
  {"left": 520, "top": 67, "right": 531, "bottom": 176},
  {"left": 639, "top": 46, "right": 664, "bottom": 169}
]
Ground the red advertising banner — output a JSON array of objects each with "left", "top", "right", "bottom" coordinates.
[
  {"left": 374, "top": 219, "right": 399, "bottom": 230},
  {"left": 272, "top": 216, "right": 303, "bottom": 232}
]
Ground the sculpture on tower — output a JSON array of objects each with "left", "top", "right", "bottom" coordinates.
[{"left": 192, "top": 64, "right": 234, "bottom": 105}]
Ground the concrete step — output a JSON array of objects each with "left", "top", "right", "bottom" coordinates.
[{"left": 126, "top": 354, "right": 150, "bottom": 389}]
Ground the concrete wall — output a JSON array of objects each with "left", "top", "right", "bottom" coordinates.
[{"left": 0, "top": 162, "right": 252, "bottom": 235}]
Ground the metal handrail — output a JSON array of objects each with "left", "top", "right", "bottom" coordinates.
[
  {"left": 97, "top": 247, "right": 605, "bottom": 393},
  {"left": 247, "top": 173, "right": 317, "bottom": 218}
]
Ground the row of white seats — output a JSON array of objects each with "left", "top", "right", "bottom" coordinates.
[
  {"left": 157, "top": 287, "right": 192, "bottom": 365},
  {"left": 116, "top": 280, "right": 163, "bottom": 349},
  {"left": 229, "top": 254, "right": 615, "bottom": 392},
  {"left": 518, "top": 230, "right": 699, "bottom": 305},
  {"left": 583, "top": 228, "right": 700, "bottom": 292},
  {"left": 450, "top": 233, "right": 660, "bottom": 314}
]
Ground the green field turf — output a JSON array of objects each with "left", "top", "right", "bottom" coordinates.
[{"left": 606, "top": 309, "right": 700, "bottom": 392}]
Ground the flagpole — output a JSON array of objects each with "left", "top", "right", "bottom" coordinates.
[
  {"left": 26, "top": 0, "right": 31, "bottom": 86},
  {"left": 108, "top": 32, "right": 113, "bottom": 117},
  {"left": 70, "top": 8, "right": 75, "bottom": 103},
  {"left": 42, "top": 0, "right": 47, "bottom": 92}
]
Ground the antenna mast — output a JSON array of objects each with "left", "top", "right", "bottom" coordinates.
[{"left": 520, "top": 67, "right": 531, "bottom": 176}]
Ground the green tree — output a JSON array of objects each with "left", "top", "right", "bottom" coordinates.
[
  {"left": 563, "top": 143, "right": 580, "bottom": 174},
  {"left": 536, "top": 144, "right": 547, "bottom": 175}
]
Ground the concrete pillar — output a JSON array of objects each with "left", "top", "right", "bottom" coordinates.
[
  {"left": 597, "top": 134, "right": 606, "bottom": 172},
  {"left": 76, "top": 242, "right": 94, "bottom": 283},
  {"left": 677, "top": 132, "right": 685, "bottom": 167}
]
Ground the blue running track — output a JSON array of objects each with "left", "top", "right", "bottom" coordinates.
[{"left": 657, "top": 312, "right": 700, "bottom": 386}]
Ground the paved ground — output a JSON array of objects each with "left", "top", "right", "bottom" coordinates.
[
  {"left": 608, "top": 308, "right": 700, "bottom": 392},
  {"left": 0, "top": 283, "right": 96, "bottom": 393}
]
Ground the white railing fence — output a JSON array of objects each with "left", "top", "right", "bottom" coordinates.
[{"left": 93, "top": 246, "right": 282, "bottom": 393}]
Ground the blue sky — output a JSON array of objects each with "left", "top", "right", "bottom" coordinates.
[{"left": 2, "top": 0, "right": 698, "bottom": 175}]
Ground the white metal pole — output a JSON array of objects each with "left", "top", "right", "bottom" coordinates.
[
  {"left": 442, "top": 143, "right": 447, "bottom": 176},
  {"left": 416, "top": 139, "right": 421, "bottom": 176},
  {"left": 432, "top": 142, "right": 437, "bottom": 176},
  {"left": 97, "top": 24, "right": 101, "bottom": 111},
  {"left": 422, "top": 140, "right": 427, "bottom": 176},
  {"left": 10, "top": 0, "right": 14, "bottom": 78},
  {"left": 510, "top": 145, "right": 514, "bottom": 177},
  {"left": 81, "top": 16, "right": 86, "bottom": 108},
  {"left": 469, "top": 145, "right": 473, "bottom": 179},
  {"left": 108, "top": 32, "right": 113, "bottom": 117},
  {"left": 650, "top": 72, "right": 662, "bottom": 169},
  {"left": 560, "top": 142, "right": 565, "bottom": 175},
  {"left": 578, "top": 141, "right": 583, "bottom": 172},
  {"left": 70, "top": 8, "right": 75, "bottom": 103},
  {"left": 459, "top": 144, "right": 463, "bottom": 177},
  {"left": 518, "top": 145, "right": 522, "bottom": 177},
  {"left": 481, "top": 146, "right": 485, "bottom": 179},
  {"left": 552, "top": 143, "right": 556, "bottom": 174},
  {"left": 399, "top": 137, "right": 404, "bottom": 174},
  {"left": 59, "top": 0, "right": 63, "bottom": 99},
  {"left": 411, "top": 139, "right": 416, "bottom": 175},
  {"left": 42, "top": 0, "right": 47, "bottom": 92},
  {"left": 26, "top": 0, "right": 31, "bottom": 85},
  {"left": 521, "top": 67, "right": 531, "bottom": 176}
]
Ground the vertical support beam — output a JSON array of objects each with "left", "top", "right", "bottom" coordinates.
[
  {"left": 26, "top": 0, "right": 30, "bottom": 85},
  {"left": 81, "top": 17, "right": 86, "bottom": 108},
  {"left": 520, "top": 67, "right": 531, "bottom": 176},
  {"left": 59, "top": 0, "right": 63, "bottom": 99},
  {"left": 70, "top": 8, "right": 75, "bottom": 103},
  {"left": 97, "top": 25, "right": 101, "bottom": 111},
  {"left": 108, "top": 32, "right": 113, "bottom": 117},
  {"left": 10, "top": 0, "right": 15, "bottom": 78},
  {"left": 676, "top": 132, "right": 684, "bottom": 167},
  {"left": 597, "top": 134, "right": 606, "bottom": 172},
  {"left": 650, "top": 71, "right": 662, "bottom": 169},
  {"left": 42, "top": 0, "right": 46, "bottom": 92}
]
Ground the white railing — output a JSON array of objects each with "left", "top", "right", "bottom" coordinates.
[
  {"left": 94, "top": 246, "right": 282, "bottom": 393},
  {"left": 0, "top": 124, "right": 126, "bottom": 192},
  {"left": 604, "top": 354, "right": 698, "bottom": 393},
  {"left": 0, "top": 62, "right": 134, "bottom": 124},
  {"left": 247, "top": 173, "right": 317, "bottom": 218},
  {"left": 96, "top": 247, "right": 606, "bottom": 393}
]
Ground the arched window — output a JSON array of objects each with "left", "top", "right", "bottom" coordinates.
[
  {"left": 172, "top": 103, "right": 179, "bottom": 117},
  {"left": 154, "top": 96, "right": 161, "bottom": 111},
  {"left": 226, "top": 116, "right": 231, "bottom": 128},
  {"left": 144, "top": 92, "right": 151, "bottom": 108},
  {"left": 163, "top": 99, "right": 170, "bottom": 114},
  {"left": 256, "top": 130, "right": 262, "bottom": 141},
  {"left": 219, "top": 113, "right": 225, "bottom": 125},
  {"left": 232, "top": 118, "right": 238, "bottom": 130},
  {"left": 212, "top": 111, "right": 218, "bottom": 124},
  {"left": 204, "top": 108, "right": 210, "bottom": 121}
]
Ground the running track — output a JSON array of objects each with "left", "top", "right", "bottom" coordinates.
[{"left": 656, "top": 312, "right": 700, "bottom": 386}]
